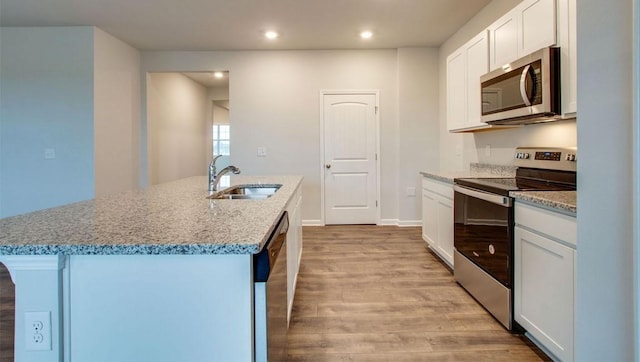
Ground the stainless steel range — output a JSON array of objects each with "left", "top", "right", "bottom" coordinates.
[{"left": 453, "top": 147, "right": 577, "bottom": 331}]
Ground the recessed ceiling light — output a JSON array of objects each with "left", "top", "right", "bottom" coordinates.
[
  {"left": 265, "top": 31, "right": 278, "bottom": 40},
  {"left": 360, "top": 31, "right": 373, "bottom": 39},
  {"left": 213, "top": 71, "right": 224, "bottom": 79}
]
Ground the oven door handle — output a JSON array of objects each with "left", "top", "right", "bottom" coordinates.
[{"left": 453, "top": 185, "right": 512, "bottom": 207}]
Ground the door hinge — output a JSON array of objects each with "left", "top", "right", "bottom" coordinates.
[
  {"left": 376, "top": 200, "right": 378, "bottom": 207},
  {"left": 375, "top": 153, "right": 378, "bottom": 161},
  {"left": 375, "top": 106, "right": 379, "bottom": 114}
]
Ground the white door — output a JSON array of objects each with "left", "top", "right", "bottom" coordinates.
[{"left": 323, "top": 92, "right": 378, "bottom": 225}]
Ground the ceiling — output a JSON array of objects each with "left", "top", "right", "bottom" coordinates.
[
  {"left": 0, "top": 0, "right": 492, "bottom": 51},
  {"left": 181, "top": 71, "right": 229, "bottom": 88}
]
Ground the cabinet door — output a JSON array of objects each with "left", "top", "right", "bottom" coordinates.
[
  {"left": 421, "top": 190, "right": 438, "bottom": 248},
  {"left": 446, "top": 49, "right": 466, "bottom": 131},
  {"left": 488, "top": 12, "right": 519, "bottom": 70},
  {"left": 515, "top": 226, "right": 574, "bottom": 362},
  {"left": 558, "top": 0, "right": 577, "bottom": 115},
  {"left": 435, "top": 197, "right": 454, "bottom": 266},
  {"left": 519, "top": 0, "right": 556, "bottom": 56},
  {"left": 465, "top": 31, "right": 489, "bottom": 128}
]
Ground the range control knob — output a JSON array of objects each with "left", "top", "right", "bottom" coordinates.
[
  {"left": 566, "top": 154, "right": 577, "bottom": 162},
  {"left": 523, "top": 153, "right": 530, "bottom": 159}
]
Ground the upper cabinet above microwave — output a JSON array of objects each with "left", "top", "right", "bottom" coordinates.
[
  {"left": 446, "top": 0, "right": 576, "bottom": 132},
  {"left": 488, "top": 0, "right": 556, "bottom": 72}
]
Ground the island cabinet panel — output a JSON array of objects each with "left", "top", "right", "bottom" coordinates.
[
  {"left": 286, "top": 183, "right": 303, "bottom": 322},
  {"left": 68, "top": 255, "right": 253, "bottom": 362}
]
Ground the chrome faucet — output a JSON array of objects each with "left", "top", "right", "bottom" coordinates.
[
  {"left": 209, "top": 156, "right": 241, "bottom": 192},
  {"left": 209, "top": 155, "right": 222, "bottom": 191}
]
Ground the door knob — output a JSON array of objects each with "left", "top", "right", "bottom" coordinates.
[{"left": 325, "top": 164, "right": 331, "bottom": 169}]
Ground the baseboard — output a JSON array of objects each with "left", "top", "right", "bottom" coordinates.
[
  {"left": 397, "top": 220, "right": 421, "bottom": 227},
  {"left": 379, "top": 219, "right": 399, "bottom": 226},
  {"left": 302, "top": 219, "right": 422, "bottom": 227},
  {"left": 302, "top": 219, "right": 323, "bottom": 226},
  {"left": 379, "top": 219, "right": 421, "bottom": 227}
]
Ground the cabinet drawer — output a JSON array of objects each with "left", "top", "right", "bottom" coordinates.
[
  {"left": 422, "top": 178, "right": 453, "bottom": 200},
  {"left": 515, "top": 202, "right": 576, "bottom": 247}
]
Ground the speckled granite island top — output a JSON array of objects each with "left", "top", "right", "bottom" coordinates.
[
  {"left": 510, "top": 190, "right": 577, "bottom": 215},
  {"left": 0, "top": 175, "right": 303, "bottom": 255}
]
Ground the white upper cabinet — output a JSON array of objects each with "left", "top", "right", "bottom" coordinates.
[
  {"left": 520, "top": 0, "right": 556, "bottom": 56},
  {"left": 557, "top": 0, "right": 577, "bottom": 115},
  {"left": 446, "top": 49, "right": 466, "bottom": 131},
  {"left": 488, "top": 14, "right": 519, "bottom": 71},
  {"left": 446, "top": 31, "right": 490, "bottom": 132},
  {"left": 465, "top": 33, "right": 489, "bottom": 126},
  {"left": 489, "top": 0, "right": 556, "bottom": 71},
  {"left": 446, "top": 0, "right": 575, "bottom": 132}
]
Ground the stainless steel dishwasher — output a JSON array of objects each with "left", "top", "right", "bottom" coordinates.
[{"left": 254, "top": 211, "right": 288, "bottom": 362}]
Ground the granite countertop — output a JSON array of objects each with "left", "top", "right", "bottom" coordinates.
[
  {"left": 420, "top": 163, "right": 517, "bottom": 184},
  {"left": 510, "top": 190, "right": 577, "bottom": 214},
  {"left": 0, "top": 175, "right": 303, "bottom": 255},
  {"left": 420, "top": 164, "right": 576, "bottom": 214}
]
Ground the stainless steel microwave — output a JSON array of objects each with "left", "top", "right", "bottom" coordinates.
[{"left": 480, "top": 47, "right": 560, "bottom": 125}]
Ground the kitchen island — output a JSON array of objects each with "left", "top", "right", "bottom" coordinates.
[{"left": 0, "top": 175, "right": 303, "bottom": 362}]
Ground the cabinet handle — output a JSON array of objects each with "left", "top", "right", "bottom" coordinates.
[{"left": 325, "top": 164, "right": 331, "bottom": 169}]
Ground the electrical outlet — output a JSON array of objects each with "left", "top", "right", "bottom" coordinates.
[
  {"left": 406, "top": 187, "right": 416, "bottom": 197},
  {"left": 44, "top": 148, "right": 56, "bottom": 159},
  {"left": 24, "top": 311, "right": 51, "bottom": 351},
  {"left": 257, "top": 147, "right": 267, "bottom": 157}
]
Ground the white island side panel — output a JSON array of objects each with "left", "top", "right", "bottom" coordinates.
[{"left": 69, "top": 254, "right": 253, "bottom": 362}]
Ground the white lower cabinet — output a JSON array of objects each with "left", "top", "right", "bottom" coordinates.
[
  {"left": 515, "top": 202, "right": 576, "bottom": 361},
  {"left": 286, "top": 184, "right": 303, "bottom": 322},
  {"left": 421, "top": 177, "right": 454, "bottom": 267}
]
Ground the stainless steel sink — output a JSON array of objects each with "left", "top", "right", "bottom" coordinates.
[{"left": 207, "top": 184, "right": 282, "bottom": 200}]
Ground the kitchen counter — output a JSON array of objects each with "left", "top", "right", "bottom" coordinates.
[
  {"left": 511, "top": 190, "right": 577, "bottom": 215},
  {"left": 0, "top": 175, "right": 303, "bottom": 255},
  {"left": 420, "top": 163, "right": 516, "bottom": 183}
]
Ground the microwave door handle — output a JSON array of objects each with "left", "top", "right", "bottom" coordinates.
[{"left": 519, "top": 64, "right": 533, "bottom": 106}]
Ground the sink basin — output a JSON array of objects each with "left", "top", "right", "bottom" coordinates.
[{"left": 207, "top": 184, "right": 282, "bottom": 200}]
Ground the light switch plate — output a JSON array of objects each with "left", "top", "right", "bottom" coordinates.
[{"left": 257, "top": 147, "right": 267, "bottom": 157}]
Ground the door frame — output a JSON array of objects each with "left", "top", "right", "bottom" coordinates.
[{"left": 319, "top": 89, "right": 381, "bottom": 225}]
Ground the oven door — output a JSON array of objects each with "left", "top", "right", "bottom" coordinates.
[{"left": 453, "top": 185, "right": 513, "bottom": 287}]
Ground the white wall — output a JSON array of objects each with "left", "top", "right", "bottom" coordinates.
[
  {"left": 141, "top": 50, "right": 425, "bottom": 223},
  {"left": 576, "top": 0, "right": 636, "bottom": 360},
  {"left": 94, "top": 28, "right": 141, "bottom": 197},
  {"left": 397, "top": 48, "right": 440, "bottom": 225},
  {"left": 0, "top": 27, "right": 95, "bottom": 218},
  {"left": 470, "top": 120, "right": 577, "bottom": 164},
  {"left": 147, "top": 73, "right": 209, "bottom": 185}
]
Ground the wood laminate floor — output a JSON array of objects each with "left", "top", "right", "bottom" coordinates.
[{"left": 286, "top": 225, "right": 549, "bottom": 362}]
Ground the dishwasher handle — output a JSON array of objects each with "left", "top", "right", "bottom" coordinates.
[{"left": 254, "top": 212, "right": 289, "bottom": 282}]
